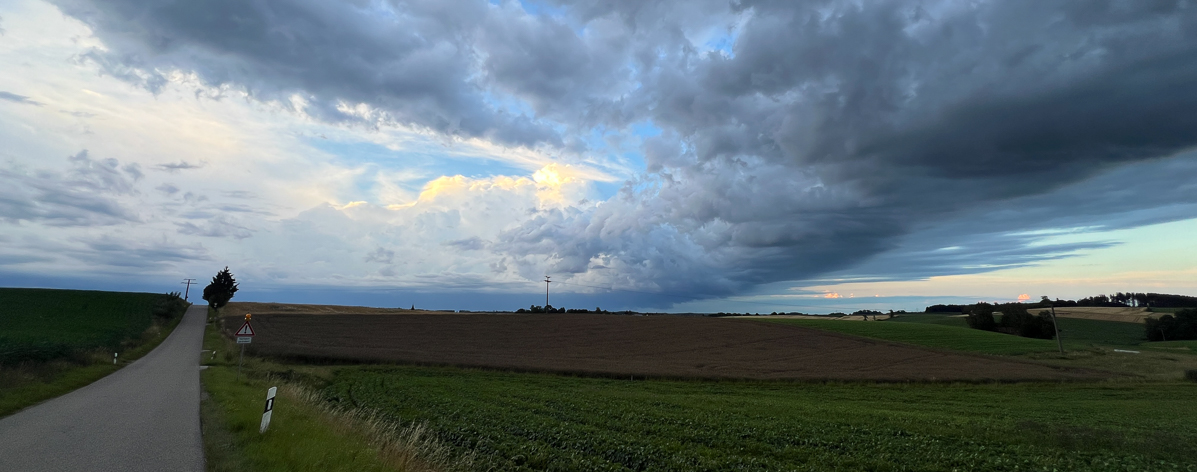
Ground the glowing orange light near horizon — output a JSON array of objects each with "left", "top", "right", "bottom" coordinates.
[
  {"left": 1017, "top": 294, "right": 1031, "bottom": 302},
  {"left": 824, "top": 292, "right": 842, "bottom": 299}
]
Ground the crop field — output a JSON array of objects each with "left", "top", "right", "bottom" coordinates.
[
  {"left": 755, "top": 318, "right": 1057, "bottom": 355},
  {"left": 225, "top": 301, "right": 458, "bottom": 316},
  {"left": 0, "top": 288, "right": 187, "bottom": 417},
  {"left": 0, "top": 288, "right": 181, "bottom": 365},
  {"left": 765, "top": 315, "right": 1150, "bottom": 352},
  {"left": 318, "top": 365, "right": 1197, "bottom": 472},
  {"left": 226, "top": 313, "right": 1109, "bottom": 381},
  {"left": 206, "top": 308, "right": 1197, "bottom": 471},
  {"left": 1050, "top": 306, "right": 1155, "bottom": 323}
]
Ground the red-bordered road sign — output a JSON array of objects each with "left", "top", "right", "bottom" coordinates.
[{"left": 235, "top": 320, "right": 255, "bottom": 336}]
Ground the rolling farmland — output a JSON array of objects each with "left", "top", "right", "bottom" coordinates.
[
  {"left": 197, "top": 306, "right": 1197, "bottom": 471},
  {"left": 225, "top": 313, "right": 1109, "bottom": 381}
]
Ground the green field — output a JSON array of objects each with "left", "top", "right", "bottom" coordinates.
[
  {"left": 757, "top": 318, "right": 1056, "bottom": 355},
  {"left": 319, "top": 365, "right": 1197, "bottom": 472},
  {"left": 0, "top": 288, "right": 188, "bottom": 417},
  {"left": 0, "top": 288, "right": 185, "bottom": 365},
  {"left": 762, "top": 315, "right": 1151, "bottom": 355},
  {"left": 1143, "top": 340, "right": 1197, "bottom": 354}
]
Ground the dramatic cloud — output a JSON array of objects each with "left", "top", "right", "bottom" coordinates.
[{"left": 2, "top": 0, "right": 1195, "bottom": 307}]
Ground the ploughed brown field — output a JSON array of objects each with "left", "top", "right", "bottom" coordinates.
[{"left": 226, "top": 313, "right": 1108, "bottom": 381}]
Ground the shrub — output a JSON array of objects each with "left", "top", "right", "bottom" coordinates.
[
  {"left": 966, "top": 311, "right": 996, "bottom": 331},
  {"left": 965, "top": 303, "right": 1055, "bottom": 339},
  {"left": 965, "top": 303, "right": 996, "bottom": 331},
  {"left": 1145, "top": 309, "right": 1197, "bottom": 342},
  {"left": 996, "top": 305, "right": 1055, "bottom": 340},
  {"left": 1185, "top": 370, "right": 1197, "bottom": 382}
]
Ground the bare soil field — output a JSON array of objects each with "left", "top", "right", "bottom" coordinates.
[
  {"left": 223, "top": 301, "right": 459, "bottom": 316},
  {"left": 1050, "top": 307, "right": 1154, "bottom": 323},
  {"left": 224, "top": 313, "right": 1109, "bottom": 381}
]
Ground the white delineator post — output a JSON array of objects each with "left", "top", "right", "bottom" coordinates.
[
  {"left": 260, "top": 386, "right": 277, "bottom": 433},
  {"left": 113, "top": 352, "right": 118, "bottom": 365}
]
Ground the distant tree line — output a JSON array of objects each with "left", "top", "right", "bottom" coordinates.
[
  {"left": 517, "top": 305, "right": 611, "bottom": 314},
  {"left": 1145, "top": 309, "right": 1197, "bottom": 342},
  {"left": 926, "top": 292, "right": 1197, "bottom": 313},
  {"left": 965, "top": 303, "right": 1056, "bottom": 340},
  {"left": 925, "top": 304, "right": 965, "bottom": 313},
  {"left": 1065, "top": 292, "right": 1197, "bottom": 308}
]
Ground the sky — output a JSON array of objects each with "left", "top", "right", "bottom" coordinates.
[{"left": 1, "top": 0, "right": 1195, "bottom": 313}]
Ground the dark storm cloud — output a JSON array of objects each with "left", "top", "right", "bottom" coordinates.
[
  {"left": 53, "top": 0, "right": 565, "bottom": 147},
  {"left": 53, "top": 0, "right": 1197, "bottom": 303},
  {"left": 0, "top": 91, "right": 41, "bottom": 106},
  {"left": 0, "top": 150, "right": 141, "bottom": 226}
]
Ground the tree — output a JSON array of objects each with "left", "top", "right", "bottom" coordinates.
[
  {"left": 1146, "top": 309, "right": 1197, "bottom": 342},
  {"left": 202, "top": 266, "right": 239, "bottom": 311},
  {"left": 966, "top": 303, "right": 997, "bottom": 331}
]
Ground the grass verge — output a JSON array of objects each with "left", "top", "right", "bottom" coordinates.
[{"left": 199, "top": 318, "right": 470, "bottom": 472}]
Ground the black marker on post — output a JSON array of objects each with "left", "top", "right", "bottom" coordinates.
[{"left": 260, "top": 386, "right": 277, "bottom": 433}]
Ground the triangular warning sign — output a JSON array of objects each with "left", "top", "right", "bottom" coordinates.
[{"left": 235, "top": 321, "right": 255, "bottom": 336}]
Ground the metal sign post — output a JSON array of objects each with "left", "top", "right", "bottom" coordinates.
[
  {"left": 235, "top": 314, "right": 255, "bottom": 379},
  {"left": 260, "top": 386, "right": 277, "bottom": 433}
]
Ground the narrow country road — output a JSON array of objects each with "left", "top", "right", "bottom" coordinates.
[{"left": 0, "top": 304, "right": 207, "bottom": 471}]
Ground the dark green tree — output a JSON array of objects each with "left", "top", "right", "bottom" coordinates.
[{"left": 202, "top": 266, "right": 239, "bottom": 311}]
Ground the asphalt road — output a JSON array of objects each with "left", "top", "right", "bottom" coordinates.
[{"left": 0, "top": 303, "right": 207, "bottom": 471}]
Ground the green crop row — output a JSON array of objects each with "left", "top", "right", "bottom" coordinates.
[
  {"left": 321, "top": 366, "right": 1197, "bottom": 471},
  {"left": 0, "top": 288, "right": 187, "bottom": 366}
]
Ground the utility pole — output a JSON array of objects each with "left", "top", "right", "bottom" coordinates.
[
  {"left": 544, "top": 276, "right": 551, "bottom": 308},
  {"left": 181, "top": 278, "right": 196, "bottom": 301},
  {"left": 1048, "top": 302, "right": 1063, "bottom": 354}
]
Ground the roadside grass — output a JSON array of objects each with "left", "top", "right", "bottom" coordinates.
[
  {"left": 0, "top": 288, "right": 187, "bottom": 417},
  {"left": 200, "top": 318, "right": 469, "bottom": 472},
  {"left": 322, "top": 365, "right": 1197, "bottom": 472}
]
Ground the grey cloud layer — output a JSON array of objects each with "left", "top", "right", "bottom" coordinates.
[
  {"left": 49, "top": 0, "right": 1197, "bottom": 301},
  {"left": 0, "top": 91, "right": 41, "bottom": 106},
  {"left": 0, "top": 150, "right": 142, "bottom": 226}
]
